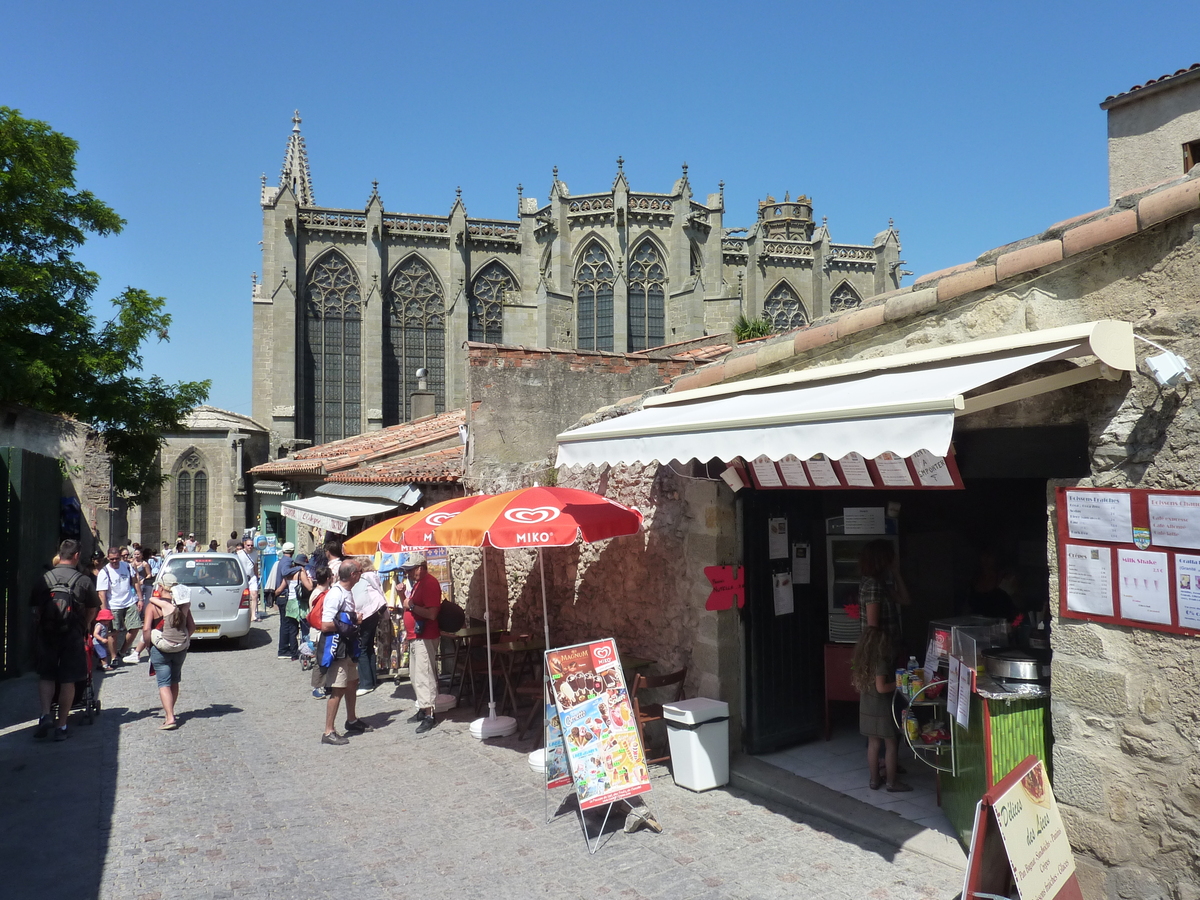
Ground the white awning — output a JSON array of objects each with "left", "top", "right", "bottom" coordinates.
[
  {"left": 556, "top": 320, "right": 1134, "bottom": 469},
  {"left": 280, "top": 496, "right": 398, "bottom": 534}
]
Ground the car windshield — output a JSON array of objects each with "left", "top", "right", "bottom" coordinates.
[{"left": 167, "top": 557, "right": 243, "bottom": 587}]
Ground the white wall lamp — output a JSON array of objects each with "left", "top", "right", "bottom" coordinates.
[{"left": 1135, "top": 334, "right": 1194, "bottom": 388}]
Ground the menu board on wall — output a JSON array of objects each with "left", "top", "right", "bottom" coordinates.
[{"left": 1056, "top": 488, "right": 1200, "bottom": 637}]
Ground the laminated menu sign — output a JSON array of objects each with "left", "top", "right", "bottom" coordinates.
[
  {"left": 1065, "top": 490, "right": 1132, "bottom": 543},
  {"left": 751, "top": 454, "right": 783, "bottom": 488},
  {"left": 773, "top": 571, "right": 794, "bottom": 616},
  {"left": 1148, "top": 493, "right": 1200, "bottom": 550},
  {"left": 1063, "top": 544, "right": 1114, "bottom": 616},
  {"left": 546, "top": 639, "right": 651, "bottom": 811},
  {"left": 1117, "top": 550, "right": 1171, "bottom": 624},
  {"left": 874, "top": 451, "right": 914, "bottom": 486},
  {"left": 844, "top": 507, "right": 885, "bottom": 535},
  {"left": 911, "top": 449, "right": 955, "bottom": 487},
  {"left": 838, "top": 452, "right": 874, "bottom": 487},
  {"left": 768, "top": 517, "right": 789, "bottom": 559},
  {"left": 805, "top": 454, "right": 841, "bottom": 487},
  {"left": 1176, "top": 555, "right": 1200, "bottom": 630},
  {"left": 777, "top": 454, "right": 809, "bottom": 487}
]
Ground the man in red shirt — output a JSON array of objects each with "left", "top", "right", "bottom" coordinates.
[{"left": 402, "top": 553, "right": 441, "bottom": 733}]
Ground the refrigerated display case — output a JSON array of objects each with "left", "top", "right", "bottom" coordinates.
[{"left": 825, "top": 515, "right": 898, "bottom": 643}]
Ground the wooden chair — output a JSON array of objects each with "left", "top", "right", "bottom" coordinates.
[{"left": 630, "top": 668, "right": 687, "bottom": 766}]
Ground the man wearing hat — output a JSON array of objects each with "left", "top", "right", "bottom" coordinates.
[{"left": 402, "top": 552, "right": 442, "bottom": 733}]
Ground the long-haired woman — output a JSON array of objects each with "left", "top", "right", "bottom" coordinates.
[
  {"left": 142, "top": 571, "right": 196, "bottom": 730},
  {"left": 851, "top": 626, "right": 910, "bottom": 792}
]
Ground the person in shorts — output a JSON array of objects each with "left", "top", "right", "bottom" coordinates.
[
  {"left": 317, "top": 559, "right": 373, "bottom": 745},
  {"left": 32, "top": 540, "right": 101, "bottom": 741},
  {"left": 97, "top": 546, "right": 141, "bottom": 664},
  {"left": 143, "top": 571, "right": 195, "bottom": 730}
]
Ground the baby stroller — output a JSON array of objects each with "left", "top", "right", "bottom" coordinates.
[
  {"left": 299, "top": 638, "right": 316, "bottom": 671},
  {"left": 51, "top": 634, "right": 101, "bottom": 725}
]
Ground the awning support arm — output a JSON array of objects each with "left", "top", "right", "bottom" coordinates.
[{"left": 957, "top": 362, "right": 1121, "bottom": 417}]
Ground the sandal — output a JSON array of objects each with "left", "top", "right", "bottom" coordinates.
[
  {"left": 158, "top": 721, "right": 179, "bottom": 731},
  {"left": 869, "top": 778, "right": 882, "bottom": 790},
  {"left": 885, "top": 780, "right": 913, "bottom": 792}
]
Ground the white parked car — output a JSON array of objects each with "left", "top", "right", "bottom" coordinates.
[{"left": 154, "top": 553, "right": 252, "bottom": 644}]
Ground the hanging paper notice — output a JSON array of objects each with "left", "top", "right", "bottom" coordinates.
[
  {"left": 844, "top": 507, "right": 885, "bottom": 535},
  {"left": 956, "top": 660, "right": 972, "bottom": 729},
  {"left": 875, "top": 451, "right": 914, "bottom": 486},
  {"left": 1064, "top": 544, "right": 1114, "bottom": 616},
  {"left": 911, "top": 449, "right": 955, "bottom": 487},
  {"left": 946, "top": 655, "right": 961, "bottom": 726},
  {"left": 1117, "top": 550, "right": 1171, "bottom": 624},
  {"left": 1175, "top": 555, "right": 1200, "bottom": 630},
  {"left": 546, "top": 639, "right": 651, "bottom": 811},
  {"left": 773, "top": 571, "right": 794, "bottom": 616},
  {"left": 992, "top": 760, "right": 1076, "bottom": 900},
  {"left": 805, "top": 454, "right": 841, "bottom": 487},
  {"left": 768, "top": 517, "right": 788, "bottom": 559},
  {"left": 751, "top": 454, "right": 783, "bottom": 488},
  {"left": 791, "top": 542, "right": 811, "bottom": 584},
  {"left": 1148, "top": 493, "right": 1200, "bottom": 550},
  {"left": 1065, "top": 490, "right": 1132, "bottom": 543},
  {"left": 777, "top": 454, "right": 810, "bottom": 487}
]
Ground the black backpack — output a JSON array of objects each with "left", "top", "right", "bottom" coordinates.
[
  {"left": 40, "top": 569, "right": 86, "bottom": 638},
  {"left": 436, "top": 600, "right": 466, "bottom": 633}
]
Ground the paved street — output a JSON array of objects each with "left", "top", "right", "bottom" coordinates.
[{"left": 1, "top": 618, "right": 963, "bottom": 900}]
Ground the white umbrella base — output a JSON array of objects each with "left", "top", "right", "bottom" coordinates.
[
  {"left": 527, "top": 748, "right": 547, "bottom": 772},
  {"left": 470, "top": 715, "right": 517, "bottom": 740}
]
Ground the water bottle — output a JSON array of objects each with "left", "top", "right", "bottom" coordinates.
[{"left": 907, "top": 655, "right": 919, "bottom": 673}]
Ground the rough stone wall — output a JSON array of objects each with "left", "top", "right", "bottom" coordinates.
[{"left": 447, "top": 461, "right": 741, "bottom": 742}]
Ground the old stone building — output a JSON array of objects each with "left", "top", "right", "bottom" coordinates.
[
  {"left": 127, "top": 406, "right": 268, "bottom": 548},
  {"left": 251, "top": 113, "right": 904, "bottom": 454}
]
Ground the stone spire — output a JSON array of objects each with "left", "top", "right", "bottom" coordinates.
[{"left": 279, "top": 110, "right": 314, "bottom": 206}]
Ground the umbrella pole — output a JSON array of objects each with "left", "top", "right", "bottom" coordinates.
[
  {"left": 471, "top": 544, "right": 517, "bottom": 739},
  {"left": 538, "top": 550, "right": 550, "bottom": 651}
]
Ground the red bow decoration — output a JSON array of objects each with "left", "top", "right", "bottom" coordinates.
[{"left": 705, "top": 565, "right": 745, "bottom": 611}]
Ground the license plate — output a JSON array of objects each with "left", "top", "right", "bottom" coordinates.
[{"left": 194, "top": 625, "right": 220, "bottom": 634}]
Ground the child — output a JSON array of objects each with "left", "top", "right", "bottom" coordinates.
[
  {"left": 851, "top": 625, "right": 911, "bottom": 792},
  {"left": 92, "top": 608, "right": 117, "bottom": 670}
]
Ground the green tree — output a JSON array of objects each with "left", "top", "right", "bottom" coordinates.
[{"left": 0, "top": 107, "right": 209, "bottom": 503}]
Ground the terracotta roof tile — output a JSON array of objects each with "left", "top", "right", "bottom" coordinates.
[
  {"left": 326, "top": 447, "right": 463, "bottom": 484},
  {"left": 1103, "top": 63, "right": 1200, "bottom": 105}
]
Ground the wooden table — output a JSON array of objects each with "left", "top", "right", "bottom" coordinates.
[
  {"left": 487, "top": 638, "right": 545, "bottom": 715},
  {"left": 445, "top": 626, "right": 509, "bottom": 707}
]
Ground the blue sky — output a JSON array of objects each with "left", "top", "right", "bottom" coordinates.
[{"left": 4, "top": 1, "right": 1197, "bottom": 416}]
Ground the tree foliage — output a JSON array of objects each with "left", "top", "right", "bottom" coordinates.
[{"left": 0, "top": 107, "right": 209, "bottom": 503}]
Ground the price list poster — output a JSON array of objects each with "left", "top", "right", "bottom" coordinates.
[{"left": 1056, "top": 488, "right": 1200, "bottom": 636}]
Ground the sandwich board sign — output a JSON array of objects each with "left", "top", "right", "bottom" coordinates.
[{"left": 962, "top": 755, "right": 1082, "bottom": 900}]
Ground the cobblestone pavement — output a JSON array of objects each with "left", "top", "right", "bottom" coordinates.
[{"left": 1, "top": 618, "right": 964, "bottom": 900}]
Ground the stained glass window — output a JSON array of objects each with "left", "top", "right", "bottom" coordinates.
[
  {"left": 384, "top": 256, "right": 446, "bottom": 424},
  {"left": 628, "top": 240, "right": 666, "bottom": 351},
  {"left": 829, "top": 281, "right": 863, "bottom": 313},
  {"left": 469, "top": 262, "right": 514, "bottom": 343},
  {"left": 174, "top": 452, "right": 207, "bottom": 540},
  {"left": 575, "top": 242, "right": 615, "bottom": 351},
  {"left": 763, "top": 282, "right": 809, "bottom": 332},
  {"left": 303, "top": 251, "right": 362, "bottom": 444}
]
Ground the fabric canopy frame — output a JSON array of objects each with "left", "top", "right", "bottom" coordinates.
[{"left": 555, "top": 320, "right": 1135, "bottom": 469}]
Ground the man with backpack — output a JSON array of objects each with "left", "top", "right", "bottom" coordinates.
[
  {"left": 317, "top": 559, "right": 374, "bottom": 745},
  {"left": 32, "top": 540, "right": 101, "bottom": 741}
]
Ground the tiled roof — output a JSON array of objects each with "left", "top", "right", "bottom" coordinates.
[
  {"left": 571, "top": 168, "right": 1200, "bottom": 427},
  {"left": 180, "top": 405, "right": 267, "bottom": 433},
  {"left": 327, "top": 446, "right": 463, "bottom": 484},
  {"left": 249, "top": 405, "right": 473, "bottom": 478},
  {"left": 1102, "top": 63, "right": 1200, "bottom": 107}
]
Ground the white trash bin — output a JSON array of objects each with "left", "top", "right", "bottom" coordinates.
[{"left": 662, "top": 698, "right": 730, "bottom": 791}]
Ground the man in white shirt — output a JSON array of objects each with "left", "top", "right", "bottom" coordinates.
[
  {"left": 235, "top": 537, "right": 262, "bottom": 622},
  {"left": 318, "top": 559, "right": 374, "bottom": 745},
  {"left": 96, "top": 546, "right": 141, "bottom": 663}
]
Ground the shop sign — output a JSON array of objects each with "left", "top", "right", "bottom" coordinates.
[
  {"left": 546, "top": 639, "right": 652, "bottom": 811},
  {"left": 281, "top": 504, "right": 348, "bottom": 534},
  {"left": 962, "top": 756, "right": 1082, "bottom": 900}
]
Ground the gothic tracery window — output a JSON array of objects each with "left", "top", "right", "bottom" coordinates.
[
  {"left": 384, "top": 256, "right": 446, "bottom": 424},
  {"left": 627, "top": 240, "right": 666, "bottom": 351},
  {"left": 175, "top": 452, "right": 207, "bottom": 540},
  {"left": 304, "top": 251, "right": 362, "bottom": 444},
  {"left": 829, "top": 281, "right": 863, "bottom": 314},
  {"left": 575, "top": 242, "right": 614, "bottom": 351},
  {"left": 763, "top": 282, "right": 809, "bottom": 332},
  {"left": 469, "top": 262, "right": 514, "bottom": 343}
]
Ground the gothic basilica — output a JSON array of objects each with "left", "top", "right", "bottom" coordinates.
[{"left": 252, "top": 113, "right": 905, "bottom": 452}]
